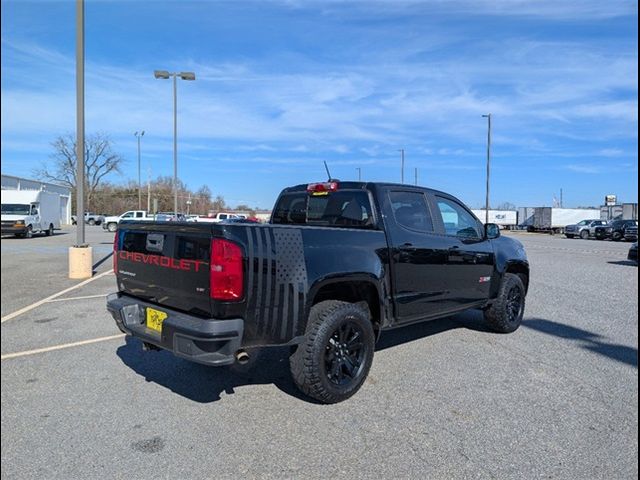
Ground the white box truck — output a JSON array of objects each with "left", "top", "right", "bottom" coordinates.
[
  {"left": 531, "top": 207, "right": 601, "bottom": 233},
  {"left": 1, "top": 190, "right": 61, "bottom": 238},
  {"left": 471, "top": 209, "right": 517, "bottom": 228}
]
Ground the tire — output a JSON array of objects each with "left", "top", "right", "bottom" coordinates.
[
  {"left": 46, "top": 224, "right": 54, "bottom": 236},
  {"left": 107, "top": 222, "right": 117, "bottom": 232},
  {"left": 483, "top": 273, "right": 526, "bottom": 333},
  {"left": 290, "top": 300, "right": 375, "bottom": 404},
  {"left": 24, "top": 226, "right": 33, "bottom": 239},
  {"left": 88, "top": 218, "right": 96, "bottom": 226},
  {"left": 565, "top": 234, "right": 574, "bottom": 239},
  {"left": 612, "top": 231, "right": 622, "bottom": 241},
  {"left": 580, "top": 230, "right": 589, "bottom": 240}
]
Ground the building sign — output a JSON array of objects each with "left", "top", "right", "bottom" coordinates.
[{"left": 604, "top": 195, "right": 617, "bottom": 206}]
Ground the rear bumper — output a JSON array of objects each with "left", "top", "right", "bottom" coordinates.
[{"left": 106, "top": 293, "right": 243, "bottom": 366}]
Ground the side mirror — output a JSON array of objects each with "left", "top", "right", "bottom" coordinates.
[{"left": 486, "top": 223, "right": 501, "bottom": 239}]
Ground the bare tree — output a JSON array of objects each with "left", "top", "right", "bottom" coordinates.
[{"left": 34, "top": 133, "right": 124, "bottom": 211}]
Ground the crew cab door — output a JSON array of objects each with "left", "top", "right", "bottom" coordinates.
[
  {"left": 427, "top": 194, "right": 495, "bottom": 306},
  {"left": 381, "top": 188, "right": 453, "bottom": 323}
]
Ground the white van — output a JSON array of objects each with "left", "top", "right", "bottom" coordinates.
[{"left": 1, "top": 190, "right": 61, "bottom": 238}]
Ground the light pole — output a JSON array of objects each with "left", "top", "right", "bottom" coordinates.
[
  {"left": 399, "top": 149, "right": 405, "bottom": 183},
  {"left": 356, "top": 167, "right": 361, "bottom": 181},
  {"left": 414, "top": 167, "right": 418, "bottom": 186},
  {"left": 482, "top": 114, "right": 492, "bottom": 225},
  {"left": 134, "top": 131, "right": 145, "bottom": 209},
  {"left": 76, "top": 0, "right": 85, "bottom": 247},
  {"left": 154, "top": 70, "right": 196, "bottom": 214}
]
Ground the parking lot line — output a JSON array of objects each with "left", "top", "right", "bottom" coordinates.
[
  {"left": 1, "top": 269, "right": 114, "bottom": 324},
  {"left": 46, "top": 294, "right": 108, "bottom": 303},
  {"left": 0, "top": 333, "right": 125, "bottom": 361}
]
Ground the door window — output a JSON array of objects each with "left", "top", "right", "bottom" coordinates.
[
  {"left": 388, "top": 191, "right": 433, "bottom": 232},
  {"left": 435, "top": 197, "right": 482, "bottom": 239}
]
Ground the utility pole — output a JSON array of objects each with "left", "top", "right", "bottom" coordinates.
[
  {"left": 560, "top": 188, "right": 563, "bottom": 208},
  {"left": 356, "top": 167, "right": 361, "bottom": 181},
  {"left": 147, "top": 166, "right": 151, "bottom": 213},
  {"left": 414, "top": 167, "right": 418, "bottom": 186},
  {"left": 399, "top": 148, "right": 405, "bottom": 183},
  {"left": 134, "top": 131, "right": 145, "bottom": 209},
  {"left": 482, "top": 114, "right": 492, "bottom": 224}
]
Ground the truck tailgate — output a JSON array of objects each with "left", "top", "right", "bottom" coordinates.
[{"left": 115, "top": 223, "right": 213, "bottom": 316}]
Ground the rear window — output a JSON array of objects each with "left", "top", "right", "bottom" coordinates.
[{"left": 272, "top": 190, "right": 374, "bottom": 228}]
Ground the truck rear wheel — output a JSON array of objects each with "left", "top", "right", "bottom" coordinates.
[
  {"left": 483, "top": 273, "right": 525, "bottom": 333},
  {"left": 290, "top": 300, "right": 374, "bottom": 404}
]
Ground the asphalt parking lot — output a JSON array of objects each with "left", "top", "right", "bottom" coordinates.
[{"left": 1, "top": 227, "right": 638, "bottom": 479}]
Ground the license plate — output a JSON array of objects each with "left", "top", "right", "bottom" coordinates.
[{"left": 146, "top": 307, "right": 167, "bottom": 333}]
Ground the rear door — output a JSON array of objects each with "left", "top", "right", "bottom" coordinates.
[
  {"left": 116, "top": 224, "right": 212, "bottom": 316},
  {"left": 381, "top": 188, "right": 454, "bottom": 323},
  {"left": 427, "top": 194, "right": 495, "bottom": 306}
]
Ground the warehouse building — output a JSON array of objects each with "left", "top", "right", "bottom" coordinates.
[{"left": 1, "top": 174, "right": 72, "bottom": 225}]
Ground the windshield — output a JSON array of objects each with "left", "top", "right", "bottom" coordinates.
[
  {"left": 272, "top": 190, "right": 374, "bottom": 228},
  {"left": 1, "top": 204, "right": 31, "bottom": 215}
]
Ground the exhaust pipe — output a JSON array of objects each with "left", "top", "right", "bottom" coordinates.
[{"left": 235, "top": 350, "right": 250, "bottom": 365}]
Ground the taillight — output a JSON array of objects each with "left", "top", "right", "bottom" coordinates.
[
  {"left": 210, "top": 238, "right": 244, "bottom": 301},
  {"left": 113, "top": 231, "right": 118, "bottom": 272}
]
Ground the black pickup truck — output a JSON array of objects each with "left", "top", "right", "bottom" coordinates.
[{"left": 107, "top": 181, "right": 529, "bottom": 403}]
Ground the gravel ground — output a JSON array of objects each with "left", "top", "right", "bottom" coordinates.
[{"left": 1, "top": 229, "right": 637, "bottom": 479}]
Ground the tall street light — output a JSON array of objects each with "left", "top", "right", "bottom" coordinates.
[
  {"left": 356, "top": 167, "right": 361, "bottom": 181},
  {"left": 154, "top": 70, "right": 196, "bottom": 214},
  {"left": 134, "top": 131, "right": 145, "bottom": 209},
  {"left": 482, "top": 114, "right": 492, "bottom": 225},
  {"left": 399, "top": 148, "right": 405, "bottom": 183}
]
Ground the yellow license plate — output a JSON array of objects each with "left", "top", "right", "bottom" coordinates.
[{"left": 146, "top": 307, "right": 167, "bottom": 333}]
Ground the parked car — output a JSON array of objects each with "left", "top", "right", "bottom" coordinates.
[
  {"left": 71, "top": 212, "right": 105, "bottom": 226},
  {"left": 624, "top": 222, "right": 638, "bottom": 242},
  {"left": 107, "top": 181, "right": 529, "bottom": 403},
  {"left": 564, "top": 219, "right": 607, "bottom": 239},
  {"left": 155, "top": 212, "right": 187, "bottom": 222},
  {"left": 628, "top": 243, "right": 638, "bottom": 263},
  {"left": 102, "top": 210, "right": 155, "bottom": 232},
  {"left": 608, "top": 220, "right": 638, "bottom": 241}
]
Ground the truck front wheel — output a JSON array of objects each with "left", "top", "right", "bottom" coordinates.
[
  {"left": 107, "top": 222, "right": 117, "bottom": 232},
  {"left": 483, "top": 273, "right": 525, "bottom": 333},
  {"left": 290, "top": 300, "right": 375, "bottom": 404}
]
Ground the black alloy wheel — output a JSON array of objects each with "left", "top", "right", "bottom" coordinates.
[
  {"left": 324, "top": 321, "right": 368, "bottom": 386},
  {"left": 290, "top": 300, "right": 375, "bottom": 403},
  {"left": 505, "top": 285, "right": 524, "bottom": 324}
]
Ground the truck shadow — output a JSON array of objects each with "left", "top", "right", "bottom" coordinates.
[
  {"left": 521, "top": 318, "right": 638, "bottom": 369},
  {"left": 116, "top": 310, "right": 489, "bottom": 404}
]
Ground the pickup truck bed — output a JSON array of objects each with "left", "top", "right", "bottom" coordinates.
[{"left": 107, "top": 181, "right": 529, "bottom": 403}]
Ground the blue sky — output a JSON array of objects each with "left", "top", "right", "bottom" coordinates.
[{"left": 1, "top": 0, "right": 637, "bottom": 209}]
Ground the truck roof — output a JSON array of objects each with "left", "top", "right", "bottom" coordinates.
[
  {"left": 1, "top": 190, "right": 58, "bottom": 203},
  {"left": 280, "top": 181, "right": 451, "bottom": 198}
]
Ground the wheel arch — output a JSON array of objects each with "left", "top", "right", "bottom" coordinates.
[{"left": 307, "top": 275, "right": 385, "bottom": 340}]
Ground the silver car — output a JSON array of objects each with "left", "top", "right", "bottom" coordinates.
[{"left": 564, "top": 219, "right": 607, "bottom": 239}]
